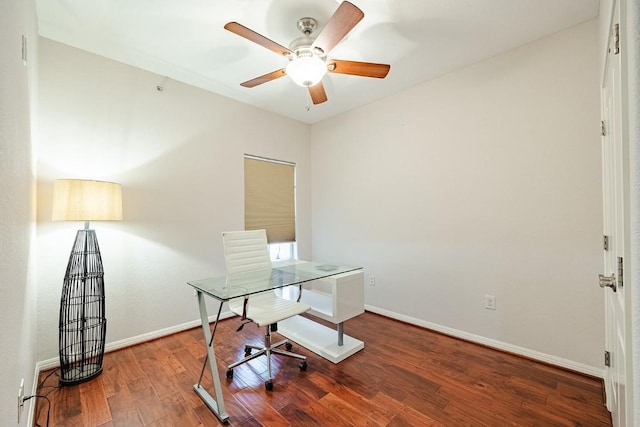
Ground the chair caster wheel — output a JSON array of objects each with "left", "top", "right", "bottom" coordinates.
[
  {"left": 226, "top": 369, "right": 234, "bottom": 378},
  {"left": 299, "top": 361, "right": 307, "bottom": 371},
  {"left": 244, "top": 347, "right": 252, "bottom": 356},
  {"left": 265, "top": 380, "right": 273, "bottom": 391},
  {"left": 285, "top": 342, "right": 293, "bottom": 351}
]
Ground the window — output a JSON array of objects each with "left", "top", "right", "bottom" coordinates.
[
  {"left": 244, "top": 155, "right": 296, "bottom": 260},
  {"left": 269, "top": 241, "right": 297, "bottom": 261}
]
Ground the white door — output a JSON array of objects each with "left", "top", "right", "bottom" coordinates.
[{"left": 600, "top": 3, "right": 626, "bottom": 425}]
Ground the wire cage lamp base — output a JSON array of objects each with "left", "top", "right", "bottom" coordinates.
[{"left": 59, "top": 228, "right": 107, "bottom": 386}]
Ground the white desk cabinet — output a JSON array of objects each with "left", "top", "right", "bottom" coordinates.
[
  {"left": 278, "top": 267, "right": 364, "bottom": 363},
  {"left": 301, "top": 271, "right": 364, "bottom": 323}
]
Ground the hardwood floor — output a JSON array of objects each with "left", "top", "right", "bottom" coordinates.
[{"left": 34, "top": 312, "right": 612, "bottom": 426}]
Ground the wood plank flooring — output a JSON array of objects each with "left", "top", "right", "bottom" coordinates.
[{"left": 34, "top": 312, "right": 612, "bottom": 426}]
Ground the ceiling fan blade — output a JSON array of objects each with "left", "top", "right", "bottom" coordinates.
[
  {"left": 311, "top": 1, "right": 364, "bottom": 55},
  {"left": 224, "top": 22, "right": 293, "bottom": 56},
  {"left": 309, "top": 81, "right": 328, "bottom": 104},
  {"left": 328, "top": 59, "right": 390, "bottom": 78},
  {"left": 240, "top": 69, "right": 287, "bottom": 88}
]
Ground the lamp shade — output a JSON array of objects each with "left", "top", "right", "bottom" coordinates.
[{"left": 52, "top": 179, "right": 122, "bottom": 221}]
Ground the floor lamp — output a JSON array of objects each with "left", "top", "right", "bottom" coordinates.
[{"left": 52, "top": 179, "right": 122, "bottom": 386}]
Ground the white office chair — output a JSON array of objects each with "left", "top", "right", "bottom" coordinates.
[{"left": 222, "top": 229, "right": 310, "bottom": 391}]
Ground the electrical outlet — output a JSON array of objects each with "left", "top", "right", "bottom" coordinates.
[
  {"left": 17, "top": 378, "right": 24, "bottom": 423},
  {"left": 369, "top": 275, "right": 375, "bottom": 286},
  {"left": 484, "top": 295, "right": 496, "bottom": 310}
]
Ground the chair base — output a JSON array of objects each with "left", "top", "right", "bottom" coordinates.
[{"left": 227, "top": 325, "right": 307, "bottom": 390}]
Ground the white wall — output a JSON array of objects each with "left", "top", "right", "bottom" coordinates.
[
  {"left": 36, "top": 39, "right": 311, "bottom": 363},
  {"left": 310, "top": 20, "right": 604, "bottom": 372},
  {"left": 0, "top": 0, "right": 39, "bottom": 425}
]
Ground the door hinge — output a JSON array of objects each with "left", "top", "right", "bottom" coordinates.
[
  {"left": 614, "top": 23, "right": 620, "bottom": 55},
  {"left": 605, "top": 350, "right": 611, "bottom": 367},
  {"left": 603, "top": 235, "right": 609, "bottom": 251},
  {"left": 601, "top": 120, "right": 606, "bottom": 137},
  {"left": 618, "top": 257, "right": 623, "bottom": 288}
]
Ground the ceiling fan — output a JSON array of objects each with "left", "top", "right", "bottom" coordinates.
[{"left": 224, "top": 1, "right": 390, "bottom": 105}]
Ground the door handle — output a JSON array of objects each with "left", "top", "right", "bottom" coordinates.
[{"left": 599, "top": 274, "right": 617, "bottom": 292}]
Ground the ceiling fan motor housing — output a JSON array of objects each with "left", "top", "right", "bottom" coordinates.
[
  {"left": 289, "top": 36, "right": 316, "bottom": 55},
  {"left": 289, "top": 16, "right": 325, "bottom": 58}
]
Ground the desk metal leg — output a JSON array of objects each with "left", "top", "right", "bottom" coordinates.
[
  {"left": 193, "top": 291, "right": 229, "bottom": 423},
  {"left": 337, "top": 322, "right": 344, "bottom": 346}
]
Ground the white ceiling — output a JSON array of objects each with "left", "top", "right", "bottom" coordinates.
[{"left": 36, "top": 0, "right": 599, "bottom": 125}]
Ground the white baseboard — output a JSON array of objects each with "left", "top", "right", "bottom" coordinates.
[
  {"left": 34, "top": 310, "right": 236, "bottom": 371},
  {"left": 364, "top": 304, "right": 604, "bottom": 379},
  {"left": 26, "top": 367, "right": 39, "bottom": 427}
]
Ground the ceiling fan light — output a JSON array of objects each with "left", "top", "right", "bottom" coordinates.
[{"left": 286, "top": 55, "right": 327, "bottom": 87}]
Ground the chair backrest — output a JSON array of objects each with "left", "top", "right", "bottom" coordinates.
[{"left": 222, "top": 229, "right": 272, "bottom": 274}]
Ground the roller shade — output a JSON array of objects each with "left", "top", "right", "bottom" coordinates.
[{"left": 244, "top": 156, "right": 296, "bottom": 243}]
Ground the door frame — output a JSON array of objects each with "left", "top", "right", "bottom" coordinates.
[
  {"left": 623, "top": 0, "right": 640, "bottom": 423},
  {"left": 599, "top": 0, "right": 639, "bottom": 424}
]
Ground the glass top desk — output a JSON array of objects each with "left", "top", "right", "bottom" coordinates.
[{"left": 187, "top": 261, "right": 363, "bottom": 423}]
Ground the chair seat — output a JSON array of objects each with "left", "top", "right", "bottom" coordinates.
[{"left": 229, "top": 293, "right": 310, "bottom": 327}]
